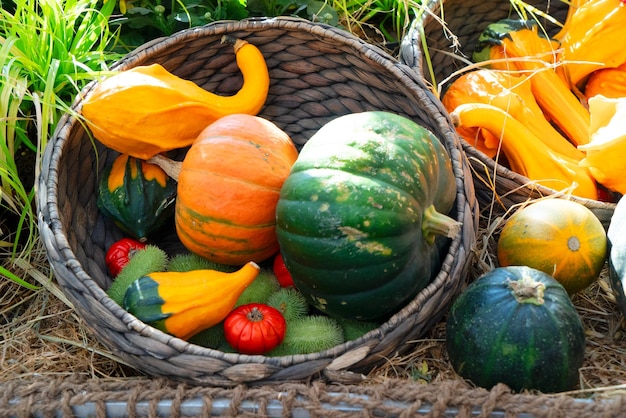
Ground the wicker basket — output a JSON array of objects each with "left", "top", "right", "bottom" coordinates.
[
  {"left": 400, "top": 0, "right": 618, "bottom": 227},
  {"left": 38, "top": 17, "right": 478, "bottom": 386}
]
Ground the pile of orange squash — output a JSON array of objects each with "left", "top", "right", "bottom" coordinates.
[{"left": 442, "top": 0, "right": 626, "bottom": 201}]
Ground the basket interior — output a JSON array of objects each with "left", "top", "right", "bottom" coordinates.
[{"left": 57, "top": 18, "right": 465, "bottom": 291}]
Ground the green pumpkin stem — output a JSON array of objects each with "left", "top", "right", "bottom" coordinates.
[
  {"left": 508, "top": 275, "right": 546, "bottom": 305},
  {"left": 421, "top": 204, "right": 461, "bottom": 244}
]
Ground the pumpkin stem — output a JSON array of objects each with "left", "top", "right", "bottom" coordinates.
[
  {"left": 421, "top": 204, "right": 461, "bottom": 244},
  {"left": 507, "top": 275, "right": 546, "bottom": 305},
  {"left": 221, "top": 35, "right": 247, "bottom": 54},
  {"left": 247, "top": 306, "right": 265, "bottom": 322},
  {"left": 148, "top": 154, "right": 182, "bottom": 181}
]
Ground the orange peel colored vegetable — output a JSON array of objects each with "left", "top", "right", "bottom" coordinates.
[
  {"left": 450, "top": 102, "right": 598, "bottom": 200},
  {"left": 82, "top": 37, "right": 270, "bottom": 160},
  {"left": 584, "top": 65, "right": 626, "bottom": 99},
  {"left": 473, "top": 19, "right": 590, "bottom": 147},
  {"left": 442, "top": 69, "right": 583, "bottom": 160},
  {"left": 557, "top": 0, "right": 626, "bottom": 90}
]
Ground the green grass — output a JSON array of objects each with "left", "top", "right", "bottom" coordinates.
[
  {"left": 112, "top": 0, "right": 422, "bottom": 49},
  {"left": 0, "top": 0, "right": 122, "bottom": 287},
  {"left": 332, "top": 0, "right": 423, "bottom": 42}
]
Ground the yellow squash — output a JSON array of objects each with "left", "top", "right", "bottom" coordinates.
[
  {"left": 553, "top": 0, "right": 592, "bottom": 41},
  {"left": 450, "top": 102, "right": 598, "bottom": 200},
  {"left": 557, "top": 0, "right": 626, "bottom": 90},
  {"left": 442, "top": 69, "right": 583, "bottom": 160},
  {"left": 82, "top": 37, "right": 270, "bottom": 160},
  {"left": 473, "top": 19, "right": 590, "bottom": 147},
  {"left": 578, "top": 95, "right": 626, "bottom": 194},
  {"left": 123, "top": 261, "right": 261, "bottom": 340}
]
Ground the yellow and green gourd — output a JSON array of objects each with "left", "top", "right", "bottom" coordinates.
[{"left": 97, "top": 154, "right": 177, "bottom": 242}]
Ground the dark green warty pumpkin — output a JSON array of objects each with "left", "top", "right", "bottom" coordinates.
[
  {"left": 275, "top": 111, "right": 460, "bottom": 321},
  {"left": 97, "top": 153, "right": 176, "bottom": 242},
  {"left": 446, "top": 266, "right": 586, "bottom": 393}
]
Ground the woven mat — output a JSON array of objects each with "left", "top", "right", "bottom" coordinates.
[{"left": 2, "top": 375, "right": 625, "bottom": 417}]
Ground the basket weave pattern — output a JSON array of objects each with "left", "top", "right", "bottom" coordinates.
[
  {"left": 38, "top": 17, "right": 478, "bottom": 386},
  {"left": 400, "top": 0, "right": 617, "bottom": 226}
]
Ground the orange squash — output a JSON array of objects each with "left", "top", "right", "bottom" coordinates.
[
  {"left": 473, "top": 19, "right": 590, "bottom": 147},
  {"left": 557, "top": 0, "right": 626, "bottom": 90},
  {"left": 159, "top": 114, "right": 299, "bottom": 265},
  {"left": 450, "top": 103, "right": 598, "bottom": 200},
  {"left": 497, "top": 199, "right": 607, "bottom": 294}
]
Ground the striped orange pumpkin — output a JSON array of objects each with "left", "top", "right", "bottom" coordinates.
[{"left": 175, "top": 114, "right": 299, "bottom": 265}]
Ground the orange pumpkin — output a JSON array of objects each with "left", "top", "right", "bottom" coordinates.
[
  {"left": 175, "top": 114, "right": 299, "bottom": 265},
  {"left": 497, "top": 199, "right": 607, "bottom": 294}
]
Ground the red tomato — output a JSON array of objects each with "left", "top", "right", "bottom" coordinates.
[
  {"left": 105, "top": 238, "right": 147, "bottom": 277},
  {"left": 224, "top": 303, "right": 287, "bottom": 355},
  {"left": 273, "top": 253, "right": 294, "bottom": 287}
]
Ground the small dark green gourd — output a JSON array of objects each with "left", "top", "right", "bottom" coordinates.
[{"left": 97, "top": 153, "right": 176, "bottom": 242}]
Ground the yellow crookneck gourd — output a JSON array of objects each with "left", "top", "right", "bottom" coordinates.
[
  {"left": 450, "top": 102, "right": 598, "bottom": 200},
  {"left": 82, "top": 36, "right": 270, "bottom": 160},
  {"left": 123, "top": 261, "right": 261, "bottom": 340},
  {"left": 578, "top": 95, "right": 626, "bottom": 194},
  {"left": 442, "top": 69, "right": 583, "bottom": 160},
  {"left": 472, "top": 19, "right": 590, "bottom": 147},
  {"left": 556, "top": 0, "right": 626, "bottom": 90}
]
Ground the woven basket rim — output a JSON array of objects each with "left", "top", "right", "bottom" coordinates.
[
  {"left": 38, "top": 16, "right": 478, "bottom": 383},
  {"left": 463, "top": 144, "right": 618, "bottom": 211},
  {"left": 114, "top": 16, "right": 397, "bottom": 72}
]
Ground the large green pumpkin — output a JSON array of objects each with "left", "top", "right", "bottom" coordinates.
[
  {"left": 446, "top": 266, "right": 586, "bottom": 393},
  {"left": 275, "top": 111, "right": 459, "bottom": 321}
]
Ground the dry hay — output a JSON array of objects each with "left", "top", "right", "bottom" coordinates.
[{"left": 2, "top": 204, "right": 626, "bottom": 401}]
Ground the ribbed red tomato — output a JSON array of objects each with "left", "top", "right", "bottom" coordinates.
[
  {"left": 105, "top": 237, "right": 147, "bottom": 277},
  {"left": 224, "top": 303, "right": 287, "bottom": 355}
]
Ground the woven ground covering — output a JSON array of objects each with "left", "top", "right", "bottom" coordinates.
[
  {"left": 3, "top": 209, "right": 626, "bottom": 416},
  {"left": 3, "top": 374, "right": 626, "bottom": 417}
]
